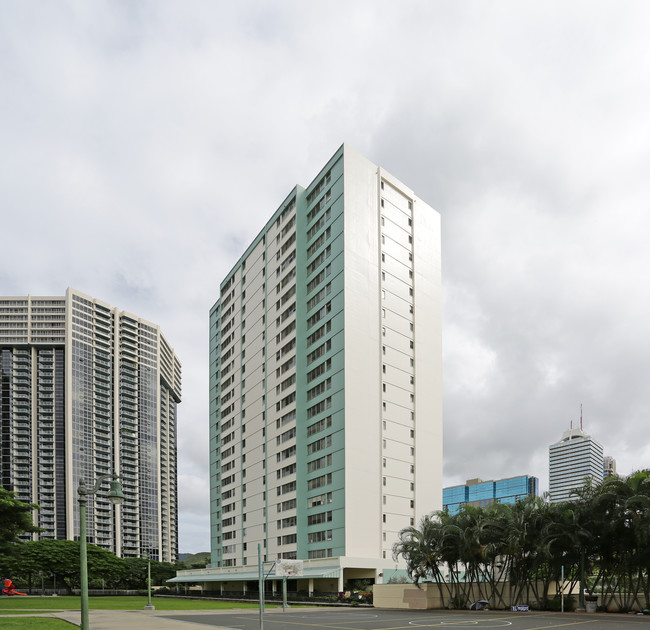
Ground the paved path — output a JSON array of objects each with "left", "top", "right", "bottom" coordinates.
[
  {"left": 1, "top": 608, "right": 234, "bottom": 629},
  {"left": 161, "top": 608, "right": 650, "bottom": 630},
  {"left": 3, "top": 607, "right": 650, "bottom": 629}
]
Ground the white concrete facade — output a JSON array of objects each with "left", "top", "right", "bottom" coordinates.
[
  {"left": 208, "top": 145, "right": 441, "bottom": 586},
  {"left": 549, "top": 427, "right": 604, "bottom": 503}
]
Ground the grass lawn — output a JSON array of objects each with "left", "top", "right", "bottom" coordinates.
[
  {"left": 0, "top": 595, "right": 271, "bottom": 611},
  {"left": 0, "top": 610, "right": 55, "bottom": 615},
  {"left": 0, "top": 620, "right": 71, "bottom": 629}
]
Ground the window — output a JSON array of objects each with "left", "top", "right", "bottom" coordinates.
[
  {"left": 308, "top": 548, "right": 333, "bottom": 559},
  {"left": 307, "top": 435, "right": 332, "bottom": 454},
  {"left": 307, "top": 473, "right": 332, "bottom": 490},
  {"left": 307, "top": 415, "right": 332, "bottom": 437},
  {"left": 307, "top": 454, "right": 332, "bottom": 472},
  {"left": 308, "top": 529, "right": 332, "bottom": 543},
  {"left": 307, "top": 377, "right": 331, "bottom": 401},
  {"left": 307, "top": 511, "right": 332, "bottom": 525},
  {"left": 307, "top": 492, "right": 332, "bottom": 508}
]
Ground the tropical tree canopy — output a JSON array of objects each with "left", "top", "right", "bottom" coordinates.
[
  {"left": 0, "top": 488, "right": 41, "bottom": 554},
  {"left": 393, "top": 470, "right": 650, "bottom": 612},
  {"left": 0, "top": 538, "right": 184, "bottom": 593}
]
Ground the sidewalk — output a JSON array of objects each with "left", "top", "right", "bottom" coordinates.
[{"left": 1, "top": 609, "right": 237, "bottom": 629}]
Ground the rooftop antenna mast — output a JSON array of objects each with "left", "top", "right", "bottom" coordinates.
[{"left": 580, "top": 403, "right": 583, "bottom": 430}]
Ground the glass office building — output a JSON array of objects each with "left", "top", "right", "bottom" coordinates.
[
  {"left": 443, "top": 475, "right": 539, "bottom": 514},
  {"left": 0, "top": 288, "right": 181, "bottom": 561}
]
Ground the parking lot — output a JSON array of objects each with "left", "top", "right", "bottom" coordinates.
[{"left": 165, "top": 607, "right": 650, "bottom": 630}]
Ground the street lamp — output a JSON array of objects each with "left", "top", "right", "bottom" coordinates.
[
  {"left": 143, "top": 552, "right": 155, "bottom": 610},
  {"left": 78, "top": 473, "right": 124, "bottom": 630}
]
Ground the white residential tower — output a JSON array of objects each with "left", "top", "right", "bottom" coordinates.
[{"left": 200, "top": 145, "right": 442, "bottom": 590}]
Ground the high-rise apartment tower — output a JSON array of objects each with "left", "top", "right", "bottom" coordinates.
[
  {"left": 208, "top": 145, "right": 442, "bottom": 584},
  {"left": 549, "top": 427, "right": 604, "bottom": 503},
  {"left": 0, "top": 288, "right": 181, "bottom": 561}
]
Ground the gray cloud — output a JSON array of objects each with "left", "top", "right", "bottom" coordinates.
[{"left": 2, "top": 1, "right": 650, "bottom": 550}]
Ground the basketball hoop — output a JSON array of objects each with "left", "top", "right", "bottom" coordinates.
[{"left": 276, "top": 559, "right": 304, "bottom": 577}]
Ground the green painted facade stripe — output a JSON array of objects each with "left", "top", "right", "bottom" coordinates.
[{"left": 296, "top": 147, "right": 346, "bottom": 559}]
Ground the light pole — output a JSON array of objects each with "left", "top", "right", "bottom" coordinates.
[
  {"left": 78, "top": 473, "right": 124, "bottom": 630},
  {"left": 143, "top": 553, "right": 155, "bottom": 610}
]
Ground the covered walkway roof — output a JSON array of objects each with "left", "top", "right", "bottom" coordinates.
[{"left": 168, "top": 566, "right": 340, "bottom": 583}]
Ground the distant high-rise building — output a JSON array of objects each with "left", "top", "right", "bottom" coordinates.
[
  {"left": 548, "top": 427, "right": 604, "bottom": 503},
  {"left": 443, "top": 475, "right": 538, "bottom": 514},
  {"left": 603, "top": 456, "right": 617, "bottom": 478},
  {"left": 0, "top": 288, "right": 181, "bottom": 561},
  {"left": 204, "top": 144, "right": 442, "bottom": 589}
]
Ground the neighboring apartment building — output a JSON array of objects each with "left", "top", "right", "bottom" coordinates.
[
  {"left": 443, "top": 475, "right": 539, "bottom": 514},
  {"left": 548, "top": 427, "right": 604, "bottom": 503},
  {"left": 0, "top": 288, "right": 181, "bottom": 561},
  {"left": 603, "top": 455, "right": 617, "bottom": 478},
  {"left": 195, "top": 144, "right": 442, "bottom": 590}
]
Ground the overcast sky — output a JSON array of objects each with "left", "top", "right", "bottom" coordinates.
[{"left": 2, "top": 1, "right": 650, "bottom": 553}]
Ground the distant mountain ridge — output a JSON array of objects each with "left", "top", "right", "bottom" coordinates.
[{"left": 178, "top": 552, "right": 211, "bottom": 567}]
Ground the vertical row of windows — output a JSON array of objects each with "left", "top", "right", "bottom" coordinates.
[
  {"left": 271, "top": 197, "right": 299, "bottom": 549},
  {"left": 378, "top": 180, "right": 417, "bottom": 554},
  {"left": 304, "top": 167, "right": 340, "bottom": 555}
]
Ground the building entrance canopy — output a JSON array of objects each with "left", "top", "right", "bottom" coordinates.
[{"left": 168, "top": 566, "right": 340, "bottom": 584}]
